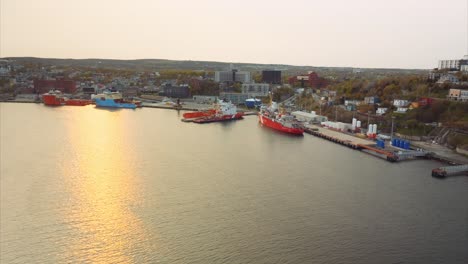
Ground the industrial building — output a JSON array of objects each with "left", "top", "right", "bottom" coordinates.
[
  {"left": 261, "top": 70, "right": 282, "bottom": 84},
  {"left": 33, "top": 78, "right": 77, "bottom": 94},
  {"left": 241, "top": 83, "right": 270, "bottom": 97},
  {"left": 215, "top": 70, "right": 251, "bottom": 83}
]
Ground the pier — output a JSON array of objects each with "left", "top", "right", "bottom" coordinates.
[
  {"left": 303, "top": 125, "right": 431, "bottom": 162},
  {"left": 432, "top": 165, "right": 468, "bottom": 178}
]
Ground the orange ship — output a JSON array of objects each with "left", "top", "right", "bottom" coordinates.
[{"left": 42, "top": 90, "right": 93, "bottom": 106}]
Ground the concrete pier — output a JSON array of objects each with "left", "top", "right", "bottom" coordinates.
[
  {"left": 303, "top": 125, "right": 431, "bottom": 163},
  {"left": 432, "top": 165, "right": 468, "bottom": 178}
]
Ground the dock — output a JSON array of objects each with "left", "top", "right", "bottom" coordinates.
[
  {"left": 303, "top": 125, "right": 431, "bottom": 162},
  {"left": 431, "top": 165, "right": 468, "bottom": 178}
]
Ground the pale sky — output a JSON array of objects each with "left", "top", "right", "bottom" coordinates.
[{"left": 1, "top": 0, "right": 467, "bottom": 69}]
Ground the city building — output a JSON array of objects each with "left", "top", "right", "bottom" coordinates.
[
  {"left": 33, "top": 78, "right": 77, "bottom": 94},
  {"left": 193, "top": 95, "right": 218, "bottom": 104},
  {"left": 436, "top": 74, "right": 459, "bottom": 84},
  {"left": 364, "top": 96, "right": 380, "bottom": 105},
  {"left": 291, "top": 111, "right": 328, "bottom": 123},
  {"left": 393, "top": 99, "right": 410, "bottom": 107},
  {"left": 376, "top": 108, "right": 388, "bottom": 115},
  {"left": 448, "top": 89, "right": 468, "bottom": 102},
  {"left": 261, "top": 70, "right": 282, "bottom": 84},
  {"left": 241, "top": 83, "right": 270, "bottom": 97},
  {"left": 288, "top": 71, "right": 326, "bottom": 88},
  {"left": 438, "top": 55, "right": 468, "bottom": 70},
  {"left": 395, "top": 107, "right": 408, "bottom": 113},
  {"left": 219, "top": 92, "right": 249, "bottom": 105},
  {"left": 161, "top": 84, "right": 190, "bottom": 98},
  {"left": 345, "top": 100, "right": 362, "bottom": 106},
  {"left": 215, "top": 70, "right": 251, "bottom": 83},
  {"left": 418, "top": 97, "right": 434, "bottom": 106}
]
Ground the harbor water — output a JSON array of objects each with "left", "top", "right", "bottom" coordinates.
[{"left": 1, "top": 103, "right": 467, "bottom": 264}]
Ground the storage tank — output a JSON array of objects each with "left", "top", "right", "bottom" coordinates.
[
  {"left": 373, "top": 124, "right": 377, "bottom": 135},
  {"left": 404, "top": 141, "right": 410, "bottom": 150},
  {"left": 398, "top": 140, "right": 404, "bottom": 148},
  {"left": 357, "top": 120, "right": 361, "bottom": 128}
]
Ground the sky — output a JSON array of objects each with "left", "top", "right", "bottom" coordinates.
[{"left": 1, "top": 0, "right": 467, "bottom": 69}]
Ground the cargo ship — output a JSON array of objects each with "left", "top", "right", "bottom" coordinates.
[
  {"left": 92, "top": 91, "right": 137, "bottom": 109},
  {"left": 258, "top": 102, "right": 304, "bottom": 135},
  {"left": 186, "top": 100, "right": 244, "bottom": 123},
  {"left": 42, "top": 90, "right": 93, "bottom": 106}
]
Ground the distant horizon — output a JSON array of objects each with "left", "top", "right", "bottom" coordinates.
[
  {"left": 2, "top": 0, "right": 467, "bottom": 69},
  {"left": 1, "top": 56, "right": 434, "bottom": 71}
]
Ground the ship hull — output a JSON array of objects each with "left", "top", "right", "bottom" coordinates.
[
  {"left": 183, "top": 109, "right": 216, "bottom": 119},
  {"left": 65, "top": 99, "right": 93, "bottom": 106},
  {"left": 95, "top": 99, "right": 136, "bottom": 109},
  {"left": 192, "top": 113, "right": 244, "bottom": 123},
  {"left": 259, "top": 114, "right": 304, "bottom": 135},
  {"left": 42, "top": 94, "right": 64, "bottom": 106}
]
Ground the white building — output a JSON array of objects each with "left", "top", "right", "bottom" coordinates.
[
  {"left": 395, "top": 107, "right": 408, "bottom": 113},
  {"left": 393, "top": 99, "right": 410, "bottom": 107},
  {"left": 241, "top": 83, "right": 270, "bottom": 97},
  {"left": 438, "top": 55, "right": 468, "bottom": 70},
  {"left": 291, "top": 111, "right": 328, "bottom": 123},
  {"left": 215, "top": 70, "right": 251, "bottom": 83},
  {"left": 439, "top": 60, "right": 460, "bottom": 70},
  {"left": 376, "top": 107, "right": 388, "bottom": 116},
  {"left": 437, "top": 74, "right": 459, "bottom": 84},
  {"left": 345, "top": 100, "right": 361, "bottom": 106},
  {"left": 448, "top": 89, "right": 468, "bottom": 102}
]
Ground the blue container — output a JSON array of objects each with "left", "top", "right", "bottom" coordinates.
[
  {"left": 404, "top": 141, "right": 410, "bottom": 150},
  {"left": 395, "top": 139, "right": 400, "bottom": 148},
  {"left": 392, "top": 139, "right": 396, "bottom": 146},
  {"left": 399, "top": 140, "right": 404, "bottom": 148}
]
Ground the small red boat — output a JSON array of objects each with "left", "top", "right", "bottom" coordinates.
[{"left": 258, "top": 102, "right": 304, "bottom": 135}]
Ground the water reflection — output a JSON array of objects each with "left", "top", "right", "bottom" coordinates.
[{"left": 62, "top": 109, "right": 145, "bottom": 263}]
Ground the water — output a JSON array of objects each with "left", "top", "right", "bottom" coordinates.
[{"left": 1, "top": 103, "right": 467, "bottom": 264}]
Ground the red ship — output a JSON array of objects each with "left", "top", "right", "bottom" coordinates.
[
  {"left": 184, "top": 100, "right": 244, "bottom": 123},
  {"left": 183, "top": 109, "right": 216, "bottom": 119},
  {"left": 258, "top": 103, "right": 304, "bottom": 135},
  {"left": 42, "top": 90, "right": 93, "bottom": 106},
  {"left": 42, "top": 91, "right": 65, "bottom": 106},
  {"left": 65, "top": 99, "right": 94, "bottom": 106}
]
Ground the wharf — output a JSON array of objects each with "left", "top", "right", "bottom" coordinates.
[
  {"left": 141, "top": 102, "right": 201, "bottom": 111},
  {"left": 432, "top": 164, "right": 468, "bottom": 178},
  {"left": 303, "top": 125, "right": 430, "bottom": 162}
]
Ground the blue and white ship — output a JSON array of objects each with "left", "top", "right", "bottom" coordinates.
[{"left": 92, "top": 91, "right": 137, "bottom": 109}]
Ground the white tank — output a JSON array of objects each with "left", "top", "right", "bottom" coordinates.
[
  {"left": 352, "top": 118, "right": 357, "bottom": 126},
  {"left": 368, "top": 124, "right": 372, "bottom": 135},
  {"left": 373, "top": 124, "right": 377, "bottom": 134}
]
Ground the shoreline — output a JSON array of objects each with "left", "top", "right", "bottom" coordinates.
[{"left": 1, "top": 101, "right": 466, "bottom": 166}]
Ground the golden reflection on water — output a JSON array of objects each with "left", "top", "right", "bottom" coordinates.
[{"left": 62, "top": 108, "right": 145, "bottom": 263}]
